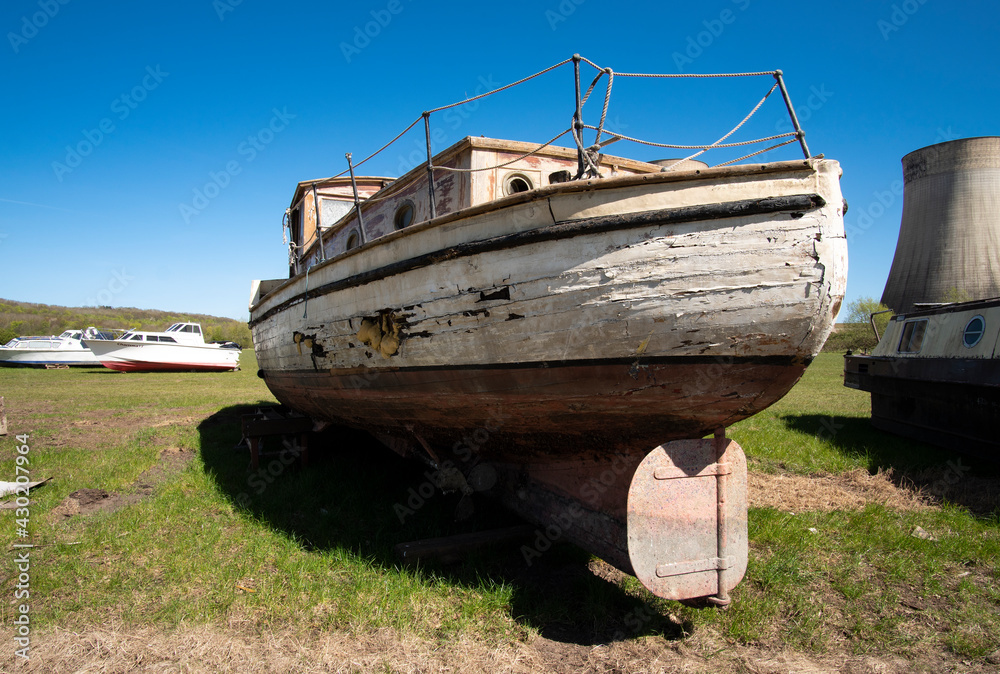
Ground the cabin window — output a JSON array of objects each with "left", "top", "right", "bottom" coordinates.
[
  {"left": 159, "top": 336, "right": 177, "bottom": 343},
  {"left": 321, "top": 198, "right": 353, "bottom": 228},
  {"left": 345, "top": 230, "right": 360, "bottom": 251},
  {"left": 897, "top": 319, "right": 927, "bottom": 353},
  {"left": 130, "top": 334, "right": 143, "bottom": 341},
  {"left": 147, "top": 336, "right": 159, "bottom": 342},
  {"left": 963, "top": 315, "right": 985, "bottom": 348},
  {"left": 503, "top": 173, "right": 533, "bottom": 195},
  {"left": 394, "top": 201, "right": 415, "bottom": 230}
]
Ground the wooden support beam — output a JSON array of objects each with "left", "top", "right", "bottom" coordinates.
[{"left": 239, "top": 407, "right": 313, "bottom": 470}]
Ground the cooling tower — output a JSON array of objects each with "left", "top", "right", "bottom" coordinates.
[{"left": 881, "top": 136, "right": 1000, "bottom": 312}]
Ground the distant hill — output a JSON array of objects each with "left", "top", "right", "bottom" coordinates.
[{"left": 0, "top": 299, "right": 251, "bottom": 348}]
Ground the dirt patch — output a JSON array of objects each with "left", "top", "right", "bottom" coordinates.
[
  {"left": 750, "top": 468, "right": 932, "bottom": 513},
  {"left": 50, "top": 488, "right": 119, "bottom": 518},
  {"left": 1, "top": 624, "right": 989, "bottom": 673},
  {"left": 50, "top": 447, "right": 195, "bottom": 519},
  {"left": 42, "top": 409, "right": 210, "bottom": 451}
]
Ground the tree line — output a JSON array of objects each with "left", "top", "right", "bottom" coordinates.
[{"left": 0, "top": 299, "right": 251, "bottom": 348}]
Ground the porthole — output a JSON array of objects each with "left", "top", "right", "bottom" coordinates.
[
  {"left": 345, "top": 230, "right": 360, "bottom": 251},
  {"left": 503, "top": 173, "right": 533, "bottom": 196},
  {"left": 394, "top": 200, "right": 415, "bottom": 230},
  {"left": 963, "top": 315, "right": 985, "bottom": 348}
]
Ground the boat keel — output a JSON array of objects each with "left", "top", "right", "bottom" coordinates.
[{"left": 474, "top": 429, "right": 748, "bottom": 604}]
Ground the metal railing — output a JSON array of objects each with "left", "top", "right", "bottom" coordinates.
[{"left": 292, "top": 55, "right": 815, "bottom": 268}]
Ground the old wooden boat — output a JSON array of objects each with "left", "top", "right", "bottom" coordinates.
[
  {"left": 85, "top": 322, "right": 241, "bottom": 372},
  {"left": 844, "top": 299, "right": 1000, "bottom": 458},
  {"left": 249, "top": 57, "right": 847, "bottom": 604}
]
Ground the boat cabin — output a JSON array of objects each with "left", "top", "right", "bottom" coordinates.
[
  {"left": 285, "top": 136, "right": 665, "bottom": 275},
  {"left": 119, "top": 323, "right": 207, "bottom": 345}
]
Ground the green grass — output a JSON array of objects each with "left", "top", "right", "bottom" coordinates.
[
  {"left": 1, "top": 353, "right": 998, "bottom": 663},
  {"left": 730, "top": 353, "right": 957, "bottom": 474}
]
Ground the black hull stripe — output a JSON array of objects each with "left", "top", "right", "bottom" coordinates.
[
  {"left": 263, "top": 353, "right": 810, "bottom": 377},
  {"left": 250, "top": 193, "right": 825, "bottom": 327}
]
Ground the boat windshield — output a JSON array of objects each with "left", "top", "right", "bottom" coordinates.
[{"left": 166, "top": 323, "right": 201, "bottom": 334}]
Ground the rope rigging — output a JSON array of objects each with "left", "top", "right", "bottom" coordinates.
[{"left": 287, "top": 55, "right": 813, "bottom": 259}]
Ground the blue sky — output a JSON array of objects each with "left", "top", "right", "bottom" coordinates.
[{"left": 1, "top": 0, "right": 997, "bottom": 321}]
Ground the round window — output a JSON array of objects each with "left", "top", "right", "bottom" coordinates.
[
  {"left": 963, "top": 315, "right": 985, "bottom": 347},
  {"left": 503, "top": 173, "right": 533, "bottom": 196},
  {"left": 394, "top": 201, "right": 415, "bottom": 230},
  {"left": 345, "top": 231, "right": 360, "bottom": 251}
]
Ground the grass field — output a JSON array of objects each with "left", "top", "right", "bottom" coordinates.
[{"left": 0, "top": 353, "right": 997, "bottom": 671}]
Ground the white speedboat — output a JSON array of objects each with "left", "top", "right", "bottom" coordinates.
[
  {"left": 0, "top": 327, "right": 115, "bottom": 367},
  {"left": 84, "top": 322, "right": 241, "bottom": 372}
]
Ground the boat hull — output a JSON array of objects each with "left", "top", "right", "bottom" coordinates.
[
  {"left": 846, "top": 355, "right": 1000, "bottom": 457},
  {"left": 85, "top": 340, "right": 240, "bottom": 372},
  {"left": 252, "top": 160, "right": 846, "bottom": 425},
  {"left": 845, "top": 297, "right": 1000, "bottom": 458},
  {"left": 263, "top": 355, "right": 807, "bottom": 453},
  {"left": 0, "top": 349, "right": 100, "bottom": 367}
]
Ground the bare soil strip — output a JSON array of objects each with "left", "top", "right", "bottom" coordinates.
[{"left": 6, "top": 624, "right": 989, "bottom": 674}]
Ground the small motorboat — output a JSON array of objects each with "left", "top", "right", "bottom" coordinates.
[
  {"left": 0, "top": 327, "right": 116, "bottom": 367},
  {"left": 84, "top": 322, "right": 241, "bottom": 372}
]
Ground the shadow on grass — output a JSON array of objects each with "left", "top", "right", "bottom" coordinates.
[
  {"left": 198, "top": 405, "right": 687, "bottom": 646},
  {"left": 782, "top": 414, "right": 1000, "bottom": 517}
]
